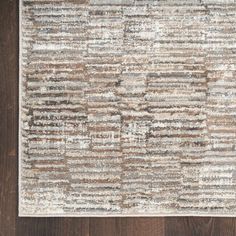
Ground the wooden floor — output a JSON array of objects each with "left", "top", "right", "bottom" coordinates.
[{"left": 0, "top": 0, "right": 236, "bottom": 235}]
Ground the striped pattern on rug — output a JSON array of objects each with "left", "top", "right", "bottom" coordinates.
[{"left": 19, "top": 0, "right": 236, "bottom": 216}]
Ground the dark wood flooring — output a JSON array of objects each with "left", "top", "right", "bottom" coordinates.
[{"left": 0, "top": 0, "right": 236, "bottom": 235}]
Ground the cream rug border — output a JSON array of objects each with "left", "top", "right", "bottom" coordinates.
[{"left": 18, "top": 0, "right": 236, "bottom": 217}]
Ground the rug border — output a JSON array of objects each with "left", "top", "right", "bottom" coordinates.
[
  {"left": 18, "top": 0, "right": 23, "bottom": 218},
  {"left": 18, "top": 213, "right": 236, "bottom": 218},
  {"left": 18, "top": 0, "right": 236, "bottom": 218}
]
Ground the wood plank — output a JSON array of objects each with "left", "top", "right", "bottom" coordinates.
[
  {"left": 211, "top": 218, "right": 236, "bottom": 236},
  {"left": 165, "top": 217, "right": 216, "bottom": 236},
  {"left": 89, "top": 218, "right": 122, "bottom": 236},
  {"left": 123, "top": 218, "right": 165, "bottom": 236},
  {"left": 166, "top": 217, "right": 236, "bottom": 236},
  {"left": 16, "top": 218, "right": 89, "bottom": 236},
  {"left": 90, "top": 217, "right": 165, "bottom": 236},
  {"left": 0, "top": 0, "right": 18, "bottom": 235}
]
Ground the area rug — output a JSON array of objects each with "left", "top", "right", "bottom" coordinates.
[{"left": 19, "top": 0, "right": 236, "bottom": 217}]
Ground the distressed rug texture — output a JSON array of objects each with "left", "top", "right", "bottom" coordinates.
[{"left": 19, "top": 0, "right": 236, "bottom": 216}]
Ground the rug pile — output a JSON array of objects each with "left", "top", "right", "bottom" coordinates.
[{"left": 19, "top": 0, "right": 236, "bottom": 216}]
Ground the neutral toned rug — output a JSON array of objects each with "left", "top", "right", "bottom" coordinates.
[{"left": 19, "top": 0, "right": 236, "bottom": 216}]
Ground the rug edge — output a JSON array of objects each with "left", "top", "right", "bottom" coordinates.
[
  {"left": 18, "top": 213, "right": 236, "bottom": 218},
  {"left": 18, "top": 0, "right": 23, "bottom": 218}
]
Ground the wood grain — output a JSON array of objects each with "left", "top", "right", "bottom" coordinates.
[
  {"left": 165, "top": 217, "right": 236, "bottom": 236},
  {"left": 90, "top": 218, "right": 123, "bottom": 236},
  {"left": 0, "top": 0, "right": 236, "bottom": 235},
  {"left": 211, "top": 218, "right": 236, "bottom": 236},
  {"left": 123, "top": 218, "right": 164, "bottom": 236},
  {"left": 16, "top": 218, "right": 89, "bottom": 236},
  {"left": 89, "top": 218, "right": 164, "bottom": 236},
  {"left": 165, "top": 217, "right": 214, "bottom": 236}
]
